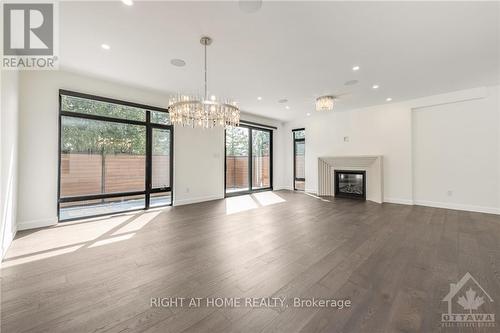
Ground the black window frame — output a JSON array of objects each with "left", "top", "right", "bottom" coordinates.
[
  {"left": 58, "top": 89, "right": 173, "bottom": 222},
  {"left": 292, "top": 128, "right": 305, "bottom": 191},
  {"left": 224, "top": 122, "right": 274, "bottom": 197}
]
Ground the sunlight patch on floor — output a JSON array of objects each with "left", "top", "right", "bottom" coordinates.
[
  {"left": 4, "top": 215, "right": 130, "bottom": 260},
  {"left": 225, "top": 195, "right": 259, "bottom": 215},
  {"left": 225, "top": 192, "right": 286, "bottom": 215},
  {"left": 112, "top": 210, "right": 161, "bottom": 235},
  {"left": 88, "top": 233, "right": 135, "bottom": 248},
  {"left": 252, "top": 191, "right": 286, "bottom": 206},
  {"left": 2, "top": 210, "right": 163, "bottom": 267},
  {"left": 1, "top": 244, "right": 83, "bottom": 268}
]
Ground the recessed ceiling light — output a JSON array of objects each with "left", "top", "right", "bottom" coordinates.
[
  {"left": 101, "top": 44, "right": 110, "bottom": 50},
  {"left": 170, "top": 59, "right": 186, "bottom": 67},
  {"left": 238, "top": 0, "right": 263, "bottom": 13},
  {"left": 344, "top": 79, "right": 359, "bottom": 86},
  {"left": 278, "top": 98, "right": 288, "bottom": 104},
  {"left": 122, "top": 0, "right": 133, "bottom": 6},
  {"left": 386, "top": 97, "right": 392, "bottom": 102},
  {"left": 285, "top": 106, "right": 290, "bottom": 110},
  {"left": 306, "top": 113, "right": 311, "bottom": 116},
  {"left": 372, "top": 84, "right": 379, "bottom": 89},
  {"left": 352, "top": 65, "right": 360, "bottom": 71},
  {"left": 257, "top": 96, "right": 262, "bottom": 101}
]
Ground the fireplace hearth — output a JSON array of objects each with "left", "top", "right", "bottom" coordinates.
[{"left": 334, "top": 170, "right": 366, "bottom": 200}]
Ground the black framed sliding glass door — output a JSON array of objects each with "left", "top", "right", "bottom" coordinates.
[
  {"left": 225, "top": 126, "right": 250, "bottom": 193},
  {"left": 293, "top": 128, "right": 305, "bottom": 191},
  {"left": 252, "top": 129, "right": 271, "bottom": 190},
  {"left": 58, "top": 90, "right": 173, "bottom": 222},
  {"left": 225, "top": 124, "right": 273, "bottom": 196}
]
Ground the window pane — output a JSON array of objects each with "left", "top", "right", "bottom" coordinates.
[
  {"left": 252, "top": 129, "right": 271, "bottom": 189},
  {"left": 293, "top": 130, "right": 305, "bottom": 191},
  {"left": 60, "top": 116, "right": 146, "bottom": 198},
  {"left": 152, "top": 128, "right": 170, "bottom": 189},
  {"left": 294, "top": 130, "right": 305, "bottom": 139},
  {"left": 294, "top": 180, "right": 305, "bottom": 191},
  {"left": 151, "top": 110, "right": 170, "bottom": 125},
  {"left": 226, "top": 126, "right": 249, "bottom": 193},
  {"left": 295, "top": 141, "right": 305, "bottom": 179},
  {"left": 150, "top": 191, "right": 171, "bottom": 208},
  {"left": 59, "top": 195, "right": 145, "bottom": 220},
  {"left": 61, "top": 95, "right": 146, "bottom": 122}
]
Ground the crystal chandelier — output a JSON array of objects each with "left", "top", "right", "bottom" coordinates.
[
  {"left": 168, "top": 36, "right": 240, "bottom": 128},
  {"left": 315, "top": 95, "right": 335, "bottom": 112}
]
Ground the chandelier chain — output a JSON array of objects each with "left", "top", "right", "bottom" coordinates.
[{"left": 204, "top": 41, "right": 207, "bottom": 100}]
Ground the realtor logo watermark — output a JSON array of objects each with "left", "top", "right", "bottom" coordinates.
[
  {"left": 441, "top": 272, "right": 496, "bottom": 328},
  {"left": 2, "top": 1, "right": 59, "bottom": 69},
  {"left": 150, "top": 297, "right": 352, "bottom": 310}
]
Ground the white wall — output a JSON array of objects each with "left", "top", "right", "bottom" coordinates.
[
  {"left": 282, "top": 86, "right": 500, "bottom": 213},
  {"left": 173, "top": 126, "right": 225, "bottom": 205},
  {"left": 16, "top": 70, "right": 284, "bottom": 230},
  {"left": 0, "top": 70, "right": 20, "bottom": 257},
  {"left": 282, "top": 102, "right": 413, "bottom": 202},
  {"left": 413, "top": 88, "right": 499, "bottom": 213}
]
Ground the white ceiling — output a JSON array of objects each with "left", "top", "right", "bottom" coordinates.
[{"left": 60, "top": 1, "right": 500, "bottom": 121}]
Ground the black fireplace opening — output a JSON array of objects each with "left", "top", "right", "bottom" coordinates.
[{"left": 334, "top": 170, "right": 366, "bottom": 200}]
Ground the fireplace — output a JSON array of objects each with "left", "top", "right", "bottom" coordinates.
[{"left": 334, "top": 170, "right": 366, "bottom": 200}]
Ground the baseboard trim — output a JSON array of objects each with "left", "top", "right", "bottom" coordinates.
[
  {"left": 384, "top": 197, "right": 414, "bottom": 205},
  {"left": 275, "top": 186, "right": 293, "bottom": 191},
  {"left": 305, "top": 188, "right": 318, "bottom": 195},
  {"left": 383, "top": 198, "right": 499, "bottom": 214},
  {"left": 174, "top": 194, "right": 224, "bottom": 206},
  {"left": 17, "top": 217, "right": 57, "bottom": 231},
  {"left": 413, "top": 200, "right": 500, "bottom": 215}
]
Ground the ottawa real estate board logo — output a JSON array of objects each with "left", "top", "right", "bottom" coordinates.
[
  {"left": 2, "top": 1, "right": 58, "bottom": 69},
  {"left": 441, "top": 272, "right": 496, "bottom": 328}
]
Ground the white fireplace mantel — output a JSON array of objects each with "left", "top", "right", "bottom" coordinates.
[{"left": 318, "top": 155, "right": 383, "bottom": 203}]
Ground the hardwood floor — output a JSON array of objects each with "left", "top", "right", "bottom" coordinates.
[{"left": 2, "top": 190, "right": 500, "bottom": 332}]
